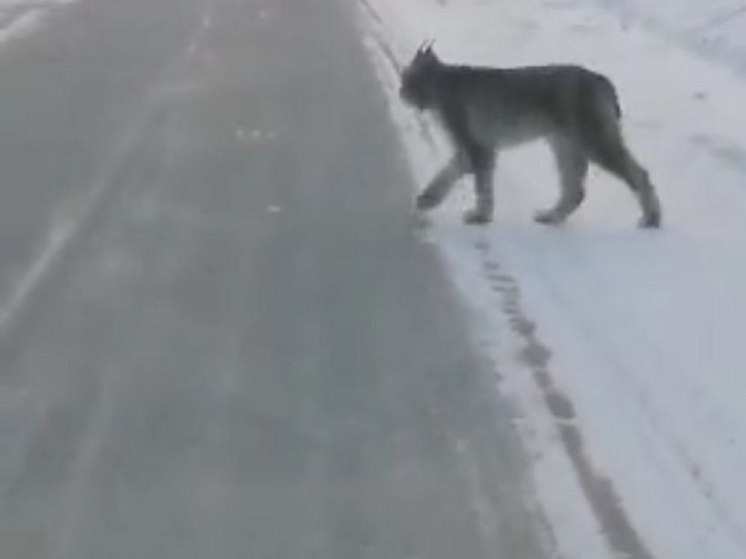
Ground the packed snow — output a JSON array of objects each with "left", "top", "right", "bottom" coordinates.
[
  {"left": 358, "top": 1, "right": 746, "bottom": 559},
  {"left": 0, "top": 0, "right": 75, "bottom": 45}
]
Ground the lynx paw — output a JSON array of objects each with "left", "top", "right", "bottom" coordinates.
[
  {"left": 638, "top": 212, "right": 661, "bottom": 229},
  {"left": 534, "top": 209, "right": 565, "bottom": 225},
  {"left": 415, "top": 190, "right": 441, "bottom": 211},
  {"left": 464, "top": 208, "right": 492, "bottom": 225}
]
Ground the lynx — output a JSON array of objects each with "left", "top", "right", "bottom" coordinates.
[{"left": 400, "top": 44, "right": 661, "bottom": 227}]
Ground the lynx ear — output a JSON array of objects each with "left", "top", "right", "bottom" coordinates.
[
  {"left": 425, "top": 41, "right": 441, "bottom": 64},
  {"left": 416, "top": 39, "right": 435, "bottom": 54},
  {"left": 410, "top": 39, "right": 439, "bottom": 69}
]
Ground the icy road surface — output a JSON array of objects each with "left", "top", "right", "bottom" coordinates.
[{"left": 0, "top": 0, "right": 551, "bottom": 558}]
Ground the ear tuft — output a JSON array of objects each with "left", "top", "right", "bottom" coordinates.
[{"left": 417, "top": 39, "right": 436, "bottom": 55}]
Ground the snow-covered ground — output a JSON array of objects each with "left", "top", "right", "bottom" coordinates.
[
  {"left": 357, "top": 1, "right": 746, "bottom": 559},
  {"left": 0, "top": 0, "right": 75, "bottom": 45},
  {"left": 598, "top": 0, "right": 746, "bottom": 72}
]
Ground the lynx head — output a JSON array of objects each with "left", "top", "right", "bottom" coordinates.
[{"left": 400, "top": 41, "right": 442, "bottom": 110}]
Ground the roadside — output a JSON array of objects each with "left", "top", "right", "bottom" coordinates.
[{"left": 358, "top": 2, "right": 746, "bottom": 559}]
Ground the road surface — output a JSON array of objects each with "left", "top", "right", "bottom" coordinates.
[{"left": 0, "top": 0, "right": 549, "bottom": 557}]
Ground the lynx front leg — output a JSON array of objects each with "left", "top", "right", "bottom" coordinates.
[
  {"left": 536, "top": 136, "right": 588, "bottom": 225},
  {"left": 464, "top": 147, "right": 496, "bottom": 224},
  {"left": 416, "top": 152, "right": 468, "bottom": 211}
]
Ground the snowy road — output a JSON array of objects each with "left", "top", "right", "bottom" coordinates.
[
  {"left": 0, "top": 0, "right": 551, "bottom": 558},
  {"left": 361, "top": 1, "right": 746, "bottom": 559}
]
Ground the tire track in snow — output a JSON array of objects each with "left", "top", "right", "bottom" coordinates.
[
  {"left": 0, "top": 1, "right": 77, "bottom": 47},
  {"left": 474, "top": 240, "right": 654, "bottom": 559}
]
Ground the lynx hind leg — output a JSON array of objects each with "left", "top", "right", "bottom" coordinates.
[
  {"left": 627, "top": 160, "right": 661, "bottom": 228},
  {"left": 416, "top": 152, "right": 469, "bottom": 211},
  {"left": 588, "top": 126, "right": 661, "bottom": 228},
  {"left": 535, "top": 136, "right": 589, "bottom": 225}
]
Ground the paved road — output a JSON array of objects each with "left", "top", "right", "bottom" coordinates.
[{"left": 0, "top": 0, "right": 549, "bottom": 557}]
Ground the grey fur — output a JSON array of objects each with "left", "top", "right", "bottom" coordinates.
[{"left": 400, "top": 45, "right": 662, "bottom": 228}]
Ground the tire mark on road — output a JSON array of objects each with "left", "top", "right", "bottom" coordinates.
[{"left": 475, "top": 241, "right": 655, "bottom": 559}]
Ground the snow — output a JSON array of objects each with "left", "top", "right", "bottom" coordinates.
[
  {"left": 0, "top": 9, "right": 44, "bottom": 44},
  {"left": 0, "top": 0, "right": 76, "bottom": 46},
  {"left": 0, "top": 0, "right": 75, "bottom": 5},
  {"left": 598, "top": 0, "right": 746, "bottom": 69},
  {"left": 358, "top": 1, "right": 746, "bottom": 559}
]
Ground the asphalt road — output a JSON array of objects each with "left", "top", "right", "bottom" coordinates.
[{"left": 0, "top": 0, "right": 549, "bottom": 557}]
